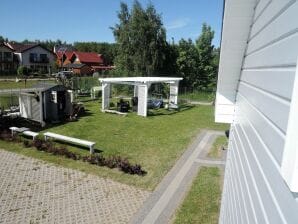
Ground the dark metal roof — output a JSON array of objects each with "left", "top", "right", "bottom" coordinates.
[{"left": 7, "top": 42, "right": 55, "bottom": 55}]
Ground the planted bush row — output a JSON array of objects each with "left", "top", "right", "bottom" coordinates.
[
  {"left": 82, "top": 154, "right": 146, "bottom": 175},
  {"left": 0, "top": 130, "right": 146, "bottom": 176}
]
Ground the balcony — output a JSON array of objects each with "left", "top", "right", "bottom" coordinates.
[
  {"left": 29, "top": 57, "right": 49, "bottom": 63},
  {"left": 0, "top": 58, "right": 13, "bottom": 62}
]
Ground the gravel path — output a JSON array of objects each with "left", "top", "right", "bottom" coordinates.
[{"left": 0, "top": 150, "right": 150, "bottom": 224}]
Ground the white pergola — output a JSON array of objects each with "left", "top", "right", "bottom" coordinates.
[{"left": 98, "top": 77, "right": 183, "bottom": 117}]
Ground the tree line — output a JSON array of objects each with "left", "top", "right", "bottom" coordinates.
[
  {"left": 111, "top": 1, "right": 219, "bottom": 90},
  {"left": 0, "top": 0, "right": 219, "bottom": 90}
]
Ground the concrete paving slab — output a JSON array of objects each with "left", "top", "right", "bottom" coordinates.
[{"left": 0, "top": 150, "right": 150, "bottom": 224}]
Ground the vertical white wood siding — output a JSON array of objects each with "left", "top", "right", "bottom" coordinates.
[{"left": 219, "top": 0, "right": 298, "bottom": 223}]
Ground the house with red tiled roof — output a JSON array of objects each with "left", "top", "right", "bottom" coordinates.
[
  {"left": 0, "top": 43, "right": 18, "bottom": 74},
  {"left": 6, "top": 42, "right": 56, "bottom": 73},
  {"left": 57, "top": 50, "right": 114, "bottom": 75},
  {"left": 56, "top": 51, "right": 73, "bottom": 67}
]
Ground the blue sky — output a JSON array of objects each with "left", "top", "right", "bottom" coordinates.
[{"left": 0, "top": 0, "right": 224, "bottom": 46}]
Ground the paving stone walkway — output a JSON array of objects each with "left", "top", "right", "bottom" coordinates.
[
  {"left": 131, "top": 130, "right": 226, "bottom": 224},
  {"left": 0, "top": 150, "right": 150, "bottom": 224}
]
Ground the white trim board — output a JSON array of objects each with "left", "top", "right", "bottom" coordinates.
[{"left": 281, "top": 58, "right": 298, "bottom": 192}]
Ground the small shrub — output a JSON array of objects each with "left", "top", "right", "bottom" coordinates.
[
  {"left": 32, "top": 138, "right": 80, "bottom": 160},
  {"left": 118, "top": 159, "right": 146, "bottom": 175},
  {"left": 106, "top": 156, "right": 122, "bottom": 169},
  {"left": 23, "top": 140, "right": 31, "bottom": 148},
  {"left": 33, "top": 138, "right": 44, "bottom": 150},
  {"left": 0, "top": 130, "right": 12, "bottom": 141},
  {"left": 0, "top": 130, "right": 19, "bottom": 142}
]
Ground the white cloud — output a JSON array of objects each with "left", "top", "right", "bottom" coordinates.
[{"left": 165, "top": 18, "right": 190, "bottom": 30}]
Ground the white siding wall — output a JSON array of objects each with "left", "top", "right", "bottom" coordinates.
[
  {"left": 220, "top": 0, "right": 298, "bottom": 223},
  {"left": 215, "top": 0, "right": 256, "bottom": 123}
]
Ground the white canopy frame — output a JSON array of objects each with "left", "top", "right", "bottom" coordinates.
[{"left": 99, "top": 77, "right": 183, "bottom": 117}]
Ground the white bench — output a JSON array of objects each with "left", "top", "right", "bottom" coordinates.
[
  {"left": 44, "top": 132, "right": 95, "bottom": 154},
  {"left": 9, "top": 127, "right": 39, "bottom": 140},
  {"left": 10, "top": 127, "right": 29, "bottom": 136},
  {"left": 23, "top": 131, "right": 39, "bottom": 140}
]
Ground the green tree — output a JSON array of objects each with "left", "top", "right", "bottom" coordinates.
[
  {"left": 17, "top": 66, "right": 29, "bottom": 76},
  {"left": 0, "top": 35, "right": 8, "bottom": 43},
  {"left": 112, "top": 1, "right": 167, "bottom": 76},
  {"left": 195, "top": 23, "right": 216, "bottom": 90},
  {"left": 176, "top": 39, "right": 199, "bottom": 88},
  {"left": 159, "top": 42, "right": 178, "bottom": 76}
]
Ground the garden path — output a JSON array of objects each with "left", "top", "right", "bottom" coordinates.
[{"left": 131, "top": 130, "right": 226, "bottom": 224}]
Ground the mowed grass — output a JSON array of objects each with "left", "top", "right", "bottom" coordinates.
[
  {"left": 0, "top": 79, "right": 56, "bottom": 89},
  {"left": 0, "top": 100, "right": 228, "bottom": 190},
  {"left": 179, "top": 91, "right": 215, "bottom": 102},
  {"left": 0, "top": 95, "right": 19, "bottom": 108},
  {"left": 174, "top": 167, "right": 222, "bottom": 224},
  {"left": 208, "top": 136, "right": 227, "bottom": 159}
]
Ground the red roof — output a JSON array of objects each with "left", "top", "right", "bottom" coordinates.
[
  {"left": 56, "top": 51, "right": 73, "bottom": 59},
  {"left": 72, "top": 51, "right": 104, "bottom": 64},
  {"left": 56, "top": 51, "right": 63, "bottom": 59},
  {"left": 65, "top": 51, "right": 73, "bottom": 59}
]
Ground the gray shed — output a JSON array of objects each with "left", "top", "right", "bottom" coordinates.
[{"left": 19, "top": 84, "right": 73, "bottom": 126}]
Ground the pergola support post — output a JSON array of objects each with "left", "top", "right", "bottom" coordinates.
[
  {"left": 137, "top": 83, "right": 149, "bottom": 117},
  {"left": 102, "top": 83, "right": 111, "bottom": 111},
  {"left": 169, "top": 81, "right": 179, "bottom": 105}
]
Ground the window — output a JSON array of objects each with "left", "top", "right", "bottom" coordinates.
[
  {"left": 40, "top": 54, "right": 48, "bottom": 63},
  {"left": 3, "top": 52, "right": 12, "bottom": 61},
  {"left": 30, "top": 53, "right": 38, "bottom": 62},
  {"left": 0, "top": 52, "right": 2, "bottom": 61},
  {"left": 51, "top": 91, "right": 57, "bottom": 103}
]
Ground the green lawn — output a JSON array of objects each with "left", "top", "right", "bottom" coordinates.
[
  {"left": 0, "top": 79, "right": 56, "bottom": 89},
  {"left": 174, "top": 167, "right": 222, "bottom": 224},
  {"left": 208, "top": 136, "right": 227, "bottom": 159},
  {"left": 0, "top": 100, "right": 228, "bottom": 190},
  {"left": 179, "top": 91, "right": 215, "bottom": 102},
  {"left": 0, "top": 95, "right": 19, "bottom": 108}
]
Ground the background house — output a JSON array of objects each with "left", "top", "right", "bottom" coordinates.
[
  {"left": 63, "top": 63, "right": 93, "bottom": 75},
  {"left": 216, "top": 0, "right": 298, "bottom": 223},
  {"left": 0, "top": 43, "right": 18, "bottom": 74},
  {"left": 6, "top": 43, "right": 56, "bottom": 73},
  {"left": 56, "top": 50, "right": 114, "bottom": 75}
]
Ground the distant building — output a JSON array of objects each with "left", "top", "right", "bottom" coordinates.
[
  {"left": 0, "top": 43, "right": 18, "bottom": 74},
  {"left": 6, "top": 42, "right": 56, "bottom": 73},
  {"left": 56, "top": 51, "right": 114, "bottom": 75},
  {"left": 62, "top": 63, "right": 93, "bottom": 76}
]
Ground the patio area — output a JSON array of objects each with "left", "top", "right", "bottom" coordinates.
[{"left": 0, "top": 150, "right": 150, "bottom": 224}]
